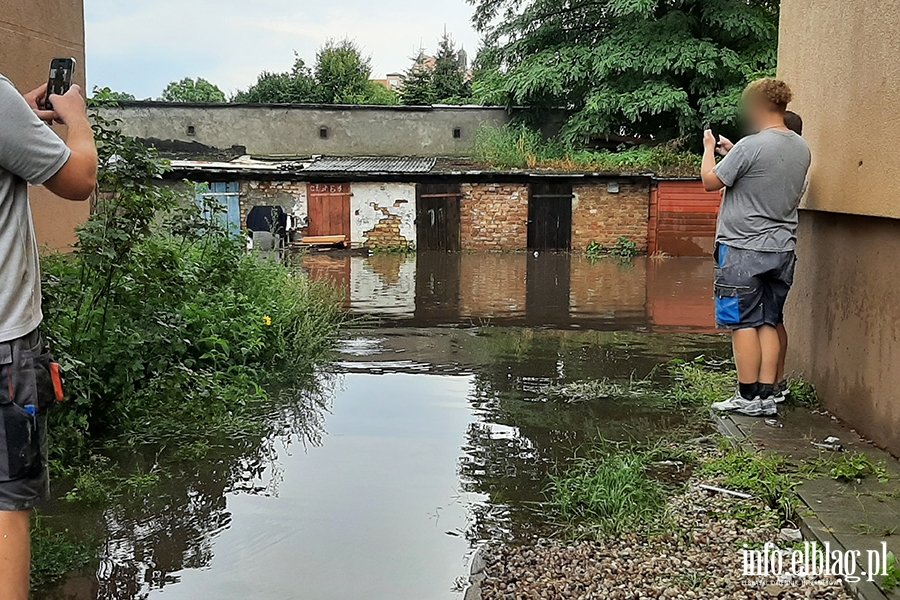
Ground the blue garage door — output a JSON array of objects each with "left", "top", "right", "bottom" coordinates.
[{"left": 196, "top": 182, "right": 242, "bottom": 234}]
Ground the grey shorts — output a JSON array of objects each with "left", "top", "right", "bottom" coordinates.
[
  {"left": 0, "top": 329, "right": 60, "bottom": 512},
  {"left": 714, "top": 244, "right": 796, "bottom": 330}
]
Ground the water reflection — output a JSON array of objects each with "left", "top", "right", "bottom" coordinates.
[
  {"left": 302, "top": 252, "right": 716, "bottom": 331},
  {"left": 37, "top": 255, "right": 726, "bottom": 600}
]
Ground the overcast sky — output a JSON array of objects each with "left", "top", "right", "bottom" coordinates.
[{"left": 85, "top": 0, "right": 482, "bottom": 99}]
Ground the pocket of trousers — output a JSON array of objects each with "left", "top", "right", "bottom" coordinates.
[{"left": 0, "top": 360, "right": 42, "bottom": 482}]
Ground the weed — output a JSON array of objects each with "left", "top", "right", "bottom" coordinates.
[
  {"left": 611, "top": 236, "right": 639, "bottom": 258},
  {"left": 473, "top": 124, "right": 701, "bottom": 177},
  {"left": 30, "top": 514, "right": 95, "bottom": 588},
  {"left": 826, "top": 453, "right": 889, "bottom": 483},
  {"left": 664, "top": 357, "right": 735, "bottom": 409},
  {"left": 546, "top": 444, "right": 670, "bottom": 537},
  {"left": 786, "top": 378, "right": 819, "bottom": 408},
  {"left": 700, "top": 448, "right": 801, "bottom": 525},
  {"left": 883, "top": 552, "right": 900, "bottom": 591}
]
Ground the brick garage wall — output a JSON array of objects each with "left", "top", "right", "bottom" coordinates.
[
  {"left": 460, "top": 183, "right": 529, "bottom": 251},
  {"left": 240, "top": 180, "right": 308, "bottom": 230},
  {"left": 571, "top": 180, "right": 650, "bottom": 251}
]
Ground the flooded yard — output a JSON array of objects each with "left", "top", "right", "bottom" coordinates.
[{"left": 37, "top": 253, "right": 729, "bottom": 600}]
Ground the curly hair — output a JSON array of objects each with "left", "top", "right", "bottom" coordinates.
[{"left": 744, "top": 78, "right": 793, "bottom": 111}]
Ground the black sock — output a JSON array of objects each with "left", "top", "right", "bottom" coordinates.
[
  {"left": 739, "top": 382, "right": 759, "bottom": 400},
  {"left": 758, "top": 383, "right": 776, "bottom": 399}
]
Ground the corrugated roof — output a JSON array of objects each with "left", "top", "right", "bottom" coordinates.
[{"left": 304, "top": 156, "right": 436, "bottom": 173}]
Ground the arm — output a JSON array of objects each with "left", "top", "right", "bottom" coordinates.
[
  {"left": 40, "top": 85, "right": 98, "bottom": 201},
  {"left": 701, "top": 130, "right": 725, "bottom": 192}
]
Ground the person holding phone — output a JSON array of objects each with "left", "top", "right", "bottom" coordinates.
[
  {"left": 700, "top": 78, "right": 810, "bottom": 417},
  {"left": 0, "top": 71, "right": 97, "bottom": 600}
]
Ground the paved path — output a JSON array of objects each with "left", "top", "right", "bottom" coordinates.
[{"left": 718, "top": 407, "right": 900, "bottom": 600}]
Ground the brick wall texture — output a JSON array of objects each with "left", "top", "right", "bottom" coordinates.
[
  {"left": 240, "top": 180, "right": 306, "bottom": 230},
  {"left": 571, "top": 180, "right": 650, "bottom": 252},
  {"left": 460, "top": 183, "right": 529, "bottom": 251}
]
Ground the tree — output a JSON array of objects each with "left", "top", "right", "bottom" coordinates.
[
  {"left": 161, "top": 77, "right": 226, "bottom": 103},
  {"left": 233, "top": 56, "right": 318, "bottom": 103},
  {"left": 469, "top": 0, "right": 779, "bottom": 142},
  {"left": 314, "top": 39, "right": 373, "bottom": 104},
  {"left": 400, "top": 51, "right": 437, "bottom": 106},
  {"left": 432, "top": 33, "right": 470, "bottom": 102},
  {"left": 360, "top": 81, "right": 400, "bottom": 106},
  {"left": 92, "top": 86, "right": 136, "bottom": 102}
]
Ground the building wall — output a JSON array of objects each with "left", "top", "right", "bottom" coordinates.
[
  {"left": 97, "top": 104, "right": 520, "bottom": 158},
  {"left": 241, "top": 180, "right": 308, "bottom": 230},
  {"left": 779, "top": 0, "right": 900, "bottom": 219},
  {"left": 571, "top": 180, "right": 650, "bottom": 252},
  {"left": 460, "top": 183, "right": 529, "bottom": 251},
  {"left": 351, "top": 183, "right": 416, "bottom": 249},
  {"left": 779, "top": 0, "right": 900, "bottom": 455},
  {"left": 1, "top": 0, "right": 89, "bottom": 251}
]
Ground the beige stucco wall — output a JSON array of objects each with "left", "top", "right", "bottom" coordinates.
[
  {"left": 0, "top": 0, "right": 89, "bottom": 251},
  {"left": 778, "top": 0, "right": 900, "bottom": 219},
  {"left": 781, "top": 0, "right": 900, "bottom": 456}
]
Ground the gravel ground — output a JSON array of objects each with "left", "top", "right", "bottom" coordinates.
[{"left": 478, "top": 480, "right": 853, "bottom": 600}]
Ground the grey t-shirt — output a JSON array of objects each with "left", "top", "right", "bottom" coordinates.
[
  {"left": 0, "top": 74, "right": 71, "bottom": 341},
  {"left": 714, "top": 129, "right": 811, "bottom": 252}
]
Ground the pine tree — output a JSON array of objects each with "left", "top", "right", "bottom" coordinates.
[
  {"left": 400, "top": 52, "right": 437, "bottom": 106},
  {"left": 432, "top": 33, "right": 469, "bottom": 103}
]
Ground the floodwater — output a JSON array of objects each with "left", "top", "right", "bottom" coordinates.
[{"left": 37, "top": 253, "right": 728, "bottom": 600}]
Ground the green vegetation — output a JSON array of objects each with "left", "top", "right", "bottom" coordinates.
[
  {"left": 400, "top": 32, "right": 472, "bottom": 105},
  {"left": 234, "top": 38, "right": 398, "bottom": 105},
  {"left": 44, "top": 108, "right": 341, "bottom": 465},
  {"left": 470, "top": 0, "right": 778, "bottom": 143},
  {"left": 884, "top": 552, "right": 900, "bottom": 591},
  {"left": 160, "top": 77, "right": 227, "bottom": 103},
  {"left": 585, "top": 237, "right": 641, "bottom": 261},
  {"left": 30, "top": 515, "right": 95, "bottom": 588},
  {"left": 822, "top": 453, "right": 889, "bottom": 483},
  {"left": 473, "top": 124, "right": 702, "bottom": 176},
  {"left": 547, "top": 445, "right": 669, "bottom": 536},
  {"left": 665, "top": 357, "right": 736, "bottom": 408},
  {"left": 700, "top": 448, "right": 801, "bottom": 525}
]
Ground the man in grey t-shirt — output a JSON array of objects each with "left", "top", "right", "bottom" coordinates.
[
  {"left": 699, "top": 78, "right": 811, "bottom": 418},
  {"left": 0, "top": 74, "right": 97, "bottom": 600}
]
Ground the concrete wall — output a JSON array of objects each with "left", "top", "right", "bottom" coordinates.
[
  {"left": 779, "top": 0, "right": 900, "bottom": 219},
  {"left": 241, "top": 180, "right": 308, "bottom": 231},
  {"left": 1, "top": 0, "right": 90, "bottom": 251},
  {"left": 97, "top": 103, "right": 518, "bottom": 158},
  {"left": 780, "top": 0, "right": 900, "bottom": 455},
  {"left": 351, "top": 183, "right": 416, "bottom": 249}
]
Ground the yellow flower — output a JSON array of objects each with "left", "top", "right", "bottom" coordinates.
[{"left": 263, "top": 316, "right": 272, "bottom": 326}]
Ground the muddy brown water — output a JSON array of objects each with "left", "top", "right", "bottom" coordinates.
[{"left": 37, "top": 253, "right": 728, "bottom": 600}]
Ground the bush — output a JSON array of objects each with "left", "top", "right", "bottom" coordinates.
[{"left": 42, "top": 108, "right": 342, "bottom": 469}]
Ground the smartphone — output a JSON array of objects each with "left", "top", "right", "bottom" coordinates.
[
  {"left": 46, "top": 57, "right": 76, "bottom": 110},
  {"left": 704, "top": 123, "right": 721, "bottom": 147}
]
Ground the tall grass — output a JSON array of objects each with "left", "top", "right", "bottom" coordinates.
[{"left": 474, "top": 124, "right": 702, "bottom": 177}]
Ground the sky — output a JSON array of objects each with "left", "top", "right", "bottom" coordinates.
[{"left": 84, "top": 0, "right": 482, "bottom": 99}]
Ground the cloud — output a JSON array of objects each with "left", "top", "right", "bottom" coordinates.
[{"left": 85, "top": 0, "right": 481, "bottom": 98}]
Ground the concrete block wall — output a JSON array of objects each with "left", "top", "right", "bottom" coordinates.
[
  {"left": 571, "top": 180, "right": 650, "bottom": 251},
  {"left": 460, "top": 183, "right": 529, "bottom": 251}
]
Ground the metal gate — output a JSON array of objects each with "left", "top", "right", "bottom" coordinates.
[
  {"left": 527, "top": 182, "right": 572, "bottom": 251},
  {"left": 416, "top": 183, "right": 461, "bottom": 251},
  {"left": 307, "top": 183, "right": 351, "bottom": 240},
  {"left": 196, "top": 182, "right": 242, "bottom": 234}
]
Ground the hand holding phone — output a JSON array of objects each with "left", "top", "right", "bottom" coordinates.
[{"left": 46, "top": 57, "right": 76, "bottom": 111}]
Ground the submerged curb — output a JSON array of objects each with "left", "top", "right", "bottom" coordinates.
[
  {"left": 714, "top": 413, "right": 892, "bottom": 600},
  {"left": 461, "top": 544, "right": 487, "bottom": 600}
]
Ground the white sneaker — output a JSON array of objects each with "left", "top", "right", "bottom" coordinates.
[
  {"left": 712, "top": 392, "right": 778, "bottom": 417},
  {"left": 773, "top": 381, "right": 790, "bottom": 404}
]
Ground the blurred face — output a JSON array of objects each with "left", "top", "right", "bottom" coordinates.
[{"left": 741, "top": 94, "right": 768, "bottom": 134}]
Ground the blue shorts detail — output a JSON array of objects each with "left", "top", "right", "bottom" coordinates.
[{"left": 713, "top": 244, "right": 796, "bottom": 331}]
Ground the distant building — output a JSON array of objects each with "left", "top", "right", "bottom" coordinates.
[{"left": 370, "top": 72, "right": 404, "bottom": 92}]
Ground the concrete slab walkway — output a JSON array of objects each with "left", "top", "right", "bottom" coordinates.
[{"left": 717, "top": 407, "right": 900, "bottom": 600}]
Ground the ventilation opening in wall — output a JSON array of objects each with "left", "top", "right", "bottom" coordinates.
[
  {"left": 319, "top": 126, "right": 329, "bottom": 139},
  {"left": 186, "top": 125, "right": 196, "bottom": 136},
  {"left": 452, "top": 127, "right": 462, "bottom": 139}
]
